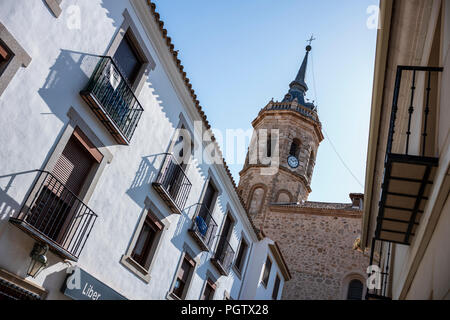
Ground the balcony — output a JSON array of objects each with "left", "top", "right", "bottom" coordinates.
[
  {"left": 152, "top": 153, "right": 192, "bottom": 214},
  {"left": 80, "top": 56, "right": 144, "bottom": 145},
  {"left": 366, "top": 239, "right": 392, "bottom": 300},
  {"left": 188, "top": 204, "right": 218, "bottom": 252},
  {"left": 9, "top": 170, "right": 98, "bottom": 262},
  {"left": 211, "top": 237, "right": 235, "bottom": 276},
  {"left": 375, "top": 66, "right": 443, "bottom": 245}
]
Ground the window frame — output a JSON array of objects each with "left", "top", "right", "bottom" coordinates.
[
  {"left": 233, "top": 237, "right": 249, "bottom": 277},
  {"left": 0, "top": 23, "right": 32, "bottom": 97},
  {"left": 168, "top": 249, "right": 197, "bottom": 300},
  {"left": 261, "top": 256, "right": 273, "bottom": 288},
  {"left": 105, "top": 9, "right": 156, "bottom": 96},
  {"left": 44, "top": 0, "right": 62, "bottom": 18},
  {"left": 121, "top": 197, "right": 168, "bottom": 283},
  {"left": 272, "top": 274, "right": 281, "bottom": 300},
  {"left": 130, "top": 210, "right": 163, "bottom": 268},
  {"left": 201, "top": 278, "right": 217, "bottom": 300}
]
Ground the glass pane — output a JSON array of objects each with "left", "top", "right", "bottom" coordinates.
[{"left": 113, "top": 34, "right": 140, "bottom": 83}]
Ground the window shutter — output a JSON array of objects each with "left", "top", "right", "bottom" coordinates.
[{"left": 51, "top": 135, "right": 96, "bottom": 196}]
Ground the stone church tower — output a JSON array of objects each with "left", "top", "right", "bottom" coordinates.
[
  {"left": 238, "top": 45, "right": 370, "bottom": 300},
  {"left": 238, "top": 44, "right": 323, "bottom": 227}
]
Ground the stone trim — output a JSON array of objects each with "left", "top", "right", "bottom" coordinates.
[
  {"left": 246, "top": 184, "right": 268, "bottom": 215},
  {"left": 0, "top": 22, "right": 32, "bottom": 96},
  {"left": 121, "top": 197, "right": 169, "bottom": 283},
  {"left": 0, "top": 268, "right": 48, "bottom": 299},
  {"left": 44, "top": 0, "right": 62, "bottom": 18},
  {"left": 269, "top": 204, "right": 363, "bottom": 218},
  {"left": 341, "top": 271, "right": 367, "bottom": 300},
  {"left": 105, "top": 9, "right": 156, "bottom": 96}
]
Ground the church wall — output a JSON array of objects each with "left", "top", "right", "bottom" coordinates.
[{"left": 260, "top": 208, "right": 370, "bottom": 300}]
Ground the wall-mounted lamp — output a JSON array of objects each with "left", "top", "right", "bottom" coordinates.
[{"left": 27, "top": 242, "right": 49, "bottom": 278}]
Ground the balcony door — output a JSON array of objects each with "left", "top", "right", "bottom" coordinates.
[
  {"left": 113, "top": 31, "right": 142, "bottom": 86},
  {"left": 216, "top": 215, "right": 233, "bottom": 260},
  {"left": 28, "top": 129, "right": 99, "bottom": 242}
]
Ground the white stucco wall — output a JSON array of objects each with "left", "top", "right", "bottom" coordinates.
[
  {"left": 239, "top": 238, "right": 285, "bottom": 300},
  {"left": 0, "top": 0, "right": 286, "bottom": 300}
]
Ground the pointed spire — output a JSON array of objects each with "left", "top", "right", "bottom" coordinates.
[
  {"left": 292, "top": 45, "right": 311, "bottom": 92},
  {"left": 283, "top": 35, "right": 316, "bottom": 107}
]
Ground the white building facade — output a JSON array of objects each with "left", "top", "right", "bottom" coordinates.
[{"left": 0, "top": 0, "right": 290, "bottom": 300}]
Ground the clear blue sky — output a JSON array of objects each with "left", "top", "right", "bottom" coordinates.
[{"left": 153, "top": 0, "right": 379, "bottom": 203}]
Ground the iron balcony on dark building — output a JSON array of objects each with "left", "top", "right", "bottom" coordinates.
[
  {"left": 9, "top": 170, "right": 98, "bottom": 262},
  {"left": 374, "top": 66, "right": 443, "bottom": 246},
  {"left": 152, "top": 153, "right": 192, "bottom": 214},
  {"left": 188, "top": 203, "right": 218, "bottom": 252},
  {"left": 211, "top": 237, "right": 235, "bottom": 276},
  {"left": 80, "top": 56, "right": 144, "bottom": 145}
]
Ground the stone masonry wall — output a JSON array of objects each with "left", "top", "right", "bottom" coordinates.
[{"left": 262, "top": 207, "right": 370, "bottom": 300}]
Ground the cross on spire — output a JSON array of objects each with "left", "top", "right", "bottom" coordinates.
[{"left": 307, "top": 34, "right": 316, "bottom": 46}]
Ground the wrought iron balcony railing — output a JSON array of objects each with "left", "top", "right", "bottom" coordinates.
[
  {"left": 189, "top": 203, "right": 218, "bottom": 251},
  {"left": 375, "top": 66, "right": 443, "bottom": 245},
  {"left": 80, "top": 56, "right": 144, "bottom": 145},
  {"left": 366, "top": 238, "right": 392, "bottom": 300},
  {"left": 152, "top": 153, "right": 192, "bottom": 214},
  {"left": 211, "top": 237, "right": 235, "bottom": 276},
  {"left": 9, "top": 170, "right": 98, "bottom": 261}
]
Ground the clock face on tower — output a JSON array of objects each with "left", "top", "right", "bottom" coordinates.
[{"left": 287, "top": 155, "right": 299, "bottom": 169}]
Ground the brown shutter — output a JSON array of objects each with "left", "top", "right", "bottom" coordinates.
[
  {"left": 0, "top": 43, "right": 9, "bottom": 60},
  {"left": 51, "top": 135, "right": 96, "bottom": 196}
]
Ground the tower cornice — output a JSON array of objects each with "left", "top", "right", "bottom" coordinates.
[{"left": 252, "top": 102, "right": 324, "bottom": 143}]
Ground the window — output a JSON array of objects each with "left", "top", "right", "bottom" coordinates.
[
  {"left": 172, "top": 253, "right": 196, "bottom": 300},
  {"left": 131, "top": 210, "right": 163, "bottom": 268},
  {"left": 267, "top": 133, "right": 272, "bottom": 158},
  {"left": 0, "top": 22, "right": 32, "bottom": 96},
  {"left": 28, "top": 128, "right": 101, "bottom": 243},
  {"left": 306, "top": 150, "right": 315, "bottom": 179},
  {"left": 289, "top": 139, "right": 301, "bottom": 158},
  {"left": 0, "top": 40, "right": 12, "bottom": 71},
  {"left": 201, "top": 279, "right": 216, "bottom": 300},
  {"left": 113, "top": 31, "right": 143, "bottom": 85},
  {"left": 234, "top": 239, "right": 248, "bottom": 274},
  {"left": 105, "top": 9, "right": 156, "bottom": 95},
  {"left": 261, "top": 257, "right": 272, "bottom": 287},
  {"left": 346, "top": 279, "right": 363, "bottom": 300},
  {"left": 248, "top": 186, "right": 265, "bottom": 215},
  {"left": 272, "top": 275, "right": 281, "bottom": 299}
]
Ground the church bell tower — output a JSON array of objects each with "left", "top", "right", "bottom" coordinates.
[{"left": 238, "top": 43, "right": 324, "bottom": 227}]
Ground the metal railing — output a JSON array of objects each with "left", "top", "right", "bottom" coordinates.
[
  {"left": 191, "top": 203, "right": 218, "bottom": 249},
  {"left": 266, "top": 101, "right": 319, "bottom": 122},
  {"left": 81, "top": 56, "right": 144, "bottom": 143},
  {"left": 366, "top": 238, "right": 392, "bottom": 300},
  {"left": 154, "top": 153, "right": 192, "bottom": 212},
  {"left": 9, "top": 170, "right": 98, "bottom": 260},
  {"left": 214, "top": 237, "right": 235, "bottom": 274},
  {"left": 387, "top": 66, "right": 443, "bottom": 158}
]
